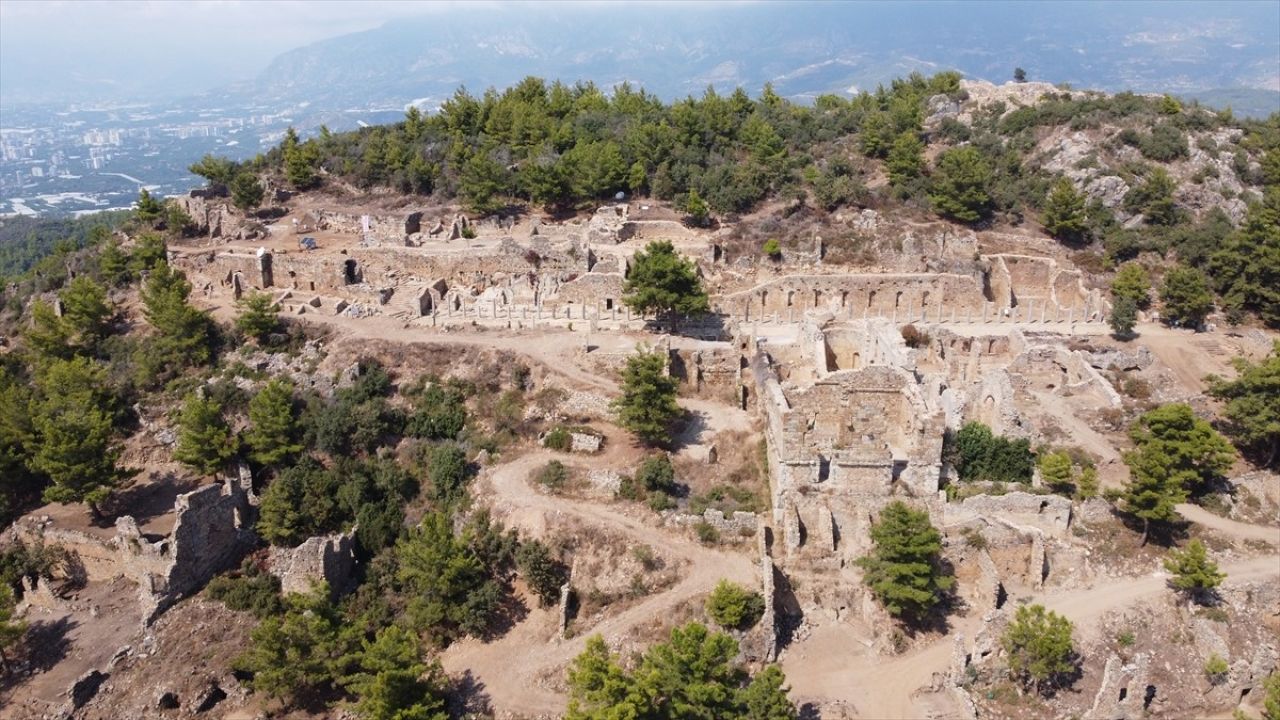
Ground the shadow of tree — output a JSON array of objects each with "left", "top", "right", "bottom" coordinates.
[
  {"left": 0, "top": 615, "right": 78, "bottom": 691},
  {"left": 449, "top": 669, "right": 492, "bottom": 717}
]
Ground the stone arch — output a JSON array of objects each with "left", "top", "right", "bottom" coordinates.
[
  {"left": 444, "top": 291, "right": 464, "bottom": 312},
  {"left": 343, "top": 258, "right": 360, "bottom": 285},
  {"left": 867, "top": 289, "right": 877, "bottom": 309},
  {"left": 841, "top": 290, "right": 848, "bottom": 307},
  {"left": 786, "top": 290, "right": 795, "bottom": 307},
  {"left": 813, "top": 289, "right": 822, "bottom": 307},
  {"left": 922, "top": 290, "right": 931, "bottom": 312},
  {"left": 895, "top": 290, "right": 904, "bottom": 310},
  {"left": 417, "top": 288, "right": 435, "bottom": 316},
  {"left": 761, "top": 289, "right": 769, "bottom": 312}
]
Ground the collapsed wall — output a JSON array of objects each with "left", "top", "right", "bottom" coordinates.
[{"left": 13, "top": 473, "right": 257, "bottom": 623}]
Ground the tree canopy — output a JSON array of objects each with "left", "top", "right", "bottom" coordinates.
[
  {"left": 622, "top": 240, "right": 710, "bottom": 323},
  {"left": 566, "top": 623, "right": 796, "bottom": 719},
  {"left": 929, "top": 146, "right": 993, "bottom": 223},
  {"left": 1121, "top": 403, "right": 1234, "bottom": 542},
  {"left": 1001, "top": 604, "right": 1076, "bottom": 695},
  {"left": 857, "top": 501, "right": 952, "bottom": 622},
  {"left": 1208, "top": 341, "right": 1280, "bottom": 467},
  {"left": 1163, "top": 538, "right": 1225, "bottom": 603},
  {"left": 612, "top": 347, "right": 682, "bottom": 446}
]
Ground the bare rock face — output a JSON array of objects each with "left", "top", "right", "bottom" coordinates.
[{"left": 1084, "top": 174, "right": 1130, "bottom": 209}]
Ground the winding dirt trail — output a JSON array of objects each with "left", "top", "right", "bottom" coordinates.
[
  {"left": 439, "top": 450, "right": 757, "bottom": 718},
  {"left": 1175, "top": 503, "right": 1280, "bottom": 546},
  {"left": 781, "top": 555, "right": 1280, "bottom": 719}
]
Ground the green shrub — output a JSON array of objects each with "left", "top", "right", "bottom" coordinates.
[
  {"left": 206, "top": 562, "right": 284, "bottom": 619},
  {"left": 635, "top": 454, "right": 677, "bottom": 495},
  {"left": 543, "top": 426, "right": 571, "bottom": 451},
  {"left": 762, "top": 238, "right": 782, "bottom": 260},
  {"left": 705, "top": 580, "right": 765, "bottom": 630},
  {"left": 694, "top": 522, "right": 720, "bottom": 544},
  {"left": 406, "top": 384, "right": 467, "bottom": 440},
  {"left": 1116, "top": 631, "right": 1135, "bottom": 647},
  {"left": 647, "top": 491, "right": 676, "bottom": 512},
  {"left": 534, "top": 460, "right": 568, "bottom": 491},
  {"left": 948, "top": 422, "right": 1034, "bottom": 484},
  {"left": 517, "top": 540, "right": 568, "bottom": 607},
  {"left": 1204, "top": 653, "right": 1229, "bottom": 683}
]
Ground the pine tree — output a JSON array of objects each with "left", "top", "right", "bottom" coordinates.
[
  {"left": 30, "top": 357, "right": 123, "bottom": 516},
  {"left": 1124, "top": 168, "right": 1179, "bottom": 226},
  {"left": 1208, "top": 341, "right": 1280, "bottom": 467},
  {"left": 1210, "top": 187, "right": 1280, "bottom": 328},
  {"left": 621, "top": 240, "right": 709, "bottom": 328},
  {"left": 706, "top": 579, "right": 765, "bottom": 630},
  {"left": 283, "top": 128, "right": 321, "bottom": 190},
  {"left": 230, "top": 172, "right": 265, "bottom": 211},
  {"left": 1129, "top": 404, "right": 1235, "bottom": 495},
  {"left": 1119, "top": 448, "right": 1187, "bottom": 545},
  {"left": 234, "top": 587, "right": 344, "bottom": 704},
  {"left": 1001, "top": 604, "right": 1076, "bottom": 695},
  {"left": 684, "top": 189, "right": 711, "bottom": 227},
  {"left": 341, "top": 626, "right": 449, "bottom": 720},
  {"left": 135, "top": 188, "right": 165, "bottom": 223},
  {"left": 140, "top": 262, "right": 213, "bottom": 369},
  {"left": 1159, "top": 267, "right": 1214, "bottom": 328},
  {"left": 612, "top": 347, "right": 682, "bottom": 446},
  {"left": 244, "top": 379, "right": 302, "bottom": 468},
  {"left": 1110, "top": 295, "right": 1138, "bottom": 338},
  {"left": 1112, "top": 263, "right": 1152, "bottom": 309},
  {"left": 1042, "top": 178, "right": 1088, "bottom": 243},
  {"left": 0, "top": 584, "right": 25, "bottom": 673},
  {"left": 1076, "top": 466, "right": 1099, "bottom": 500},
  {"left": 740, "top": 665, "right": 797, "bottom": 720},
  {"left": 857, "top": 501, "right": 953, "bottom": 622},
  {"left": 930, "top": 146, "right": 992, "bottom": 224},
  {"left": 173, "top": 392, "right": 238, "bottom": 476},
  {"left": 235, "top": 291, "right": 279, "bottom": 344},
  {"left": 566, "top": 623, "right": 796, "bottom": 719},
  {"left": 24, "top": 300, "right": 74, "bottom": 362},
  {"left": 886, "top": 132, "right": 925, "bottom": 187},
  {"left": 458, "top": 151, "right": 508, "bottom": 215},
  {"left": 1037, "top": 451, "right": 1074, "bottom": 493},
  {"left": 98, "top": 239, "right": 132, "bottom": 287},
  {"left": 1163, "top": 538, "right": 1225, "bottom": 604},
  {"left": 58, "top": 276, "right": 112, "bottom": 352}
]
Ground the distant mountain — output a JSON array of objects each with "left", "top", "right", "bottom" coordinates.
[{"left": 251, "top": 2, "right": 1280, "bottom": 112}]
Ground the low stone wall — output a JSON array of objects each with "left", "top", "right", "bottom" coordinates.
[
  {"left": 949, "top": 491, "right": 1073, "bottom": 539},
  {"left": 666, "top": 509, "right": 759, "bottom": 539}
]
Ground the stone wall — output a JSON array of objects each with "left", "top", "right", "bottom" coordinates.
[
  {"left": 669, "top": 345, "right": 743, "bottom": 405},
  {"left": 947, "top": 492, "right": 1073, "bottom": 539},
  {"left": 14, "top": 474, "right": 256, "bottom": 624},
  {"left": 267, "top": 531, "right": 356, "bottom": 599}
]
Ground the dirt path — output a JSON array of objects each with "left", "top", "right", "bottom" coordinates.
[
  {"left": 1175, "top": 504, "right": 1280, "bottom": 546},
  {"left": 1136, "top": 325, "right": 1236, "bottom": 394},
  {"left": 439, "top": 449, "right": 758, "bottom": 718},
  {"left": 781, "top": 555, "right": 1280, "bottom": 719}
]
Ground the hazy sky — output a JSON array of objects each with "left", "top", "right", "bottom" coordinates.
[
  {"left": 0, "top": 0, "right": 490, "bottom": 102},
  {"left": 2, "top": 0, "right": 1277, "bottom": 107}
]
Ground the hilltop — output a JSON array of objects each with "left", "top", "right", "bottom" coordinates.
[{"left": 0, "top": 72, "right": 1277, "bottom": 720}]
